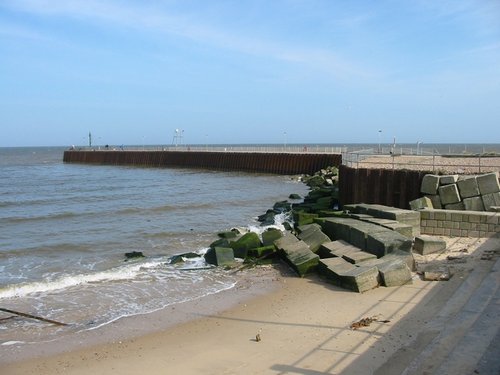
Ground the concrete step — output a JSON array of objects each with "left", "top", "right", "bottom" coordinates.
[
  {"left": 375, "top": 256, "right": 500, "bottom": 375},
  {"left": 431, "top": 258, "right": 500, "bottom": 375}
]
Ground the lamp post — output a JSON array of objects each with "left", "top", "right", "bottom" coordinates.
[
  {"left": 284, "top": 131, "right": 287, "bottom": 150},
  {"left": 378, "top": 130, "right": 382, "bottom": 154},
  {"left": 417, "top": 141, "right": 422, "bottom": 155}
]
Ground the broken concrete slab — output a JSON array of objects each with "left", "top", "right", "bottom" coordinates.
[
  {"left": 377, "top": 259, "right": 412, "bottom": 287},
  {"left": 319, "top": 217, "right": 360, "bottom": 242},
  {"left": 296, "top": 223, "right": 323, "bottom": 236},
  {"left": 380, "top": 222, "right": 414, "bottom": 238},
  {"left": 366, "top": 231, "right": 413, "bottom": 258},
  {"left": 438, "top": 184, "right": 461, "bottom": 205},
  {"left": 297, "top": 227, "right": 331, "bottom": 253},
  {"left": 317, "top": 257, "right": 357, "bottom": 285},
  {"left": 476, "top": 172, "right": 500, "bottom": 195},
  {"left": 342, "top": 251, "right": 377, "bottom": 265},
  {"left": 317, "top": 240, "right": 359, "bottom": 258},
  {"left": 275, "top": 239, "right": 319, "bottom": 277},
  {"left": 341, "top": 266, "right": 380, "bottom": 293},
  {"left": 274, "top": 232, "right": 300, "bottom": 246},
  {"left": 413, "top": 235, "right": 447, "bottom": 255},
  {"left": 410, "top": 196, "right": 433, "bottom": 210}
]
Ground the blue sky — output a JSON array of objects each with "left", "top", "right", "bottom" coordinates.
[{"left": 1, "top": 0, "right": 499, "bottom": 147}]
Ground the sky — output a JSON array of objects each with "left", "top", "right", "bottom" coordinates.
[{"left": 1, "top": 0, "right": 499, "bottom": 147}]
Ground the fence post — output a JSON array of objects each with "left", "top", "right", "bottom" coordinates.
[{"left": 478, "top": 155, "right": 481, "bottom": 173}]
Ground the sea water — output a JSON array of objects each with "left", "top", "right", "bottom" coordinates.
[{"left": 0, "top": 147, "right": 309, "bottom": 348}]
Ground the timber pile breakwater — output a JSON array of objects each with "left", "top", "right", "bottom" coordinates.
[{"left": 63, "top": 150, "right": 342, "bottom": 175}]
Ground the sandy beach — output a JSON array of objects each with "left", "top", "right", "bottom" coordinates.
[{"left": 2, "top": 236, "right": 497, "bottom": 375}]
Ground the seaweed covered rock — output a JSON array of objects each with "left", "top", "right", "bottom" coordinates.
[
  {"left": 204, "top": 247, "right": 235, "bottom": 266},
  {"left": 124, "top": 251, "right": 144, "bottom": 260},
  {"left": 262, "top": 228, "right": 283, "bottom": 246},
  {"left": 230, "top": 232, "right": 262, "bottom": 259}
]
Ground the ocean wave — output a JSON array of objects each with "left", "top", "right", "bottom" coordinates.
[
  {"left": 83, "top": 279, "right": 236, "bottom": 332},
  {"left": 0, "top": 260, "right": 170, "bottom": 299}
]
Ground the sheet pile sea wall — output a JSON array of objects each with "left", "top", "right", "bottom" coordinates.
[{"left": 63, "top": 150, "right": 342, "bottom": 175}]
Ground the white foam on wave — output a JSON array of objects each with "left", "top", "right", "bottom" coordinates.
[
  {"left": 84, "top": 279, "right": 237, "bottom": 332},
  {"left": 248, "top": 211, "right": 292, "bottom": 236},
  {"left": 0, "top": 259, "right": 169, "bottom": 299},
  {"left": 1, "top": 340, "right": 26, "bottom": 346}
]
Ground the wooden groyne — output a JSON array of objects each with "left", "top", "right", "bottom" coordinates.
[{"left": 63, "top": 150, "right": 342, "bottom": 175}]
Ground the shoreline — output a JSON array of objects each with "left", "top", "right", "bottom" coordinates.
[
  {"left": 2, "top": 236, "right": 496, "bottom": 374},
  {"left": 0, "top": 264, "right": 284, "bottom": 366}
]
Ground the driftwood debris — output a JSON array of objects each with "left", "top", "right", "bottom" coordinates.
[
  {"left": 350, "top": 316, "right": 390, "bottom": 330},
  {"left": 0, "top": 308, "right": 68, "bottom": 326}
]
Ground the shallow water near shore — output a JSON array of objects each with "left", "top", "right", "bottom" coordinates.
[{"left": 0, "top": 147, "right": 309, "bottom": 353}]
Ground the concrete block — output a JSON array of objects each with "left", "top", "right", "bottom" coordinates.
[
  {"left": 413, "top": 235, "right": 446, "bottom": 255},
  {"left": 381, "top": 222, "right": 414, "bottom": 238},
  {"left": 445, "top": 202, "right": 465, "bottom": 210},
  {"left": 421, "top": 174, "right": 440, "bottom": 195},
  {"left": 317, "top": 257, "right": 357, "bottom": 286},
  {"left": 247, "top": 245, "right": 277, "bottom": 258},
  {"left": 438, "top": 184, "right": 461, "bottom": 205},
  {"left": 457, "top": 177, "right": 479, "bottom": 198},
  {"left": 274, "top": 233, "right": 300, "bottom": 248},
  {"left": 276, "top": 240, "right": 319, "bottom": 276},
  {"left": 320, "top": 257, "right": 380, "bottom": 292},
  {"left": 366, "top": 206, "right": 420, "bottom": 223},
  {"left": 204, "top": 247, "right": 235, "bottom": 266},
  {"left": 463, "top": 196, "right": 485, "bottom": 211},
  {"left": 230, "top": 232, "right": 262, "bottom": 259},
  {"left": 477, "top": 172, "right": 500, "bottom": 195},
  {"left": 342, "top": 251, "right": 377, "bottom": 264},
  {"left": 440, "top": 175, "right": 459, "bottom": 185},
  {"left": 366, "top": 231, "right": 413, "bottom": 258},
  {"left": 342, "top": 266, "right": 380, "bottom": 293},
  {"left": 425, "top": 195, "right": 442, "bottom": 209},
  {"left": 377, "top": 259, "right": 412, "bottom": 287},
  {"left": 348, "top": 222, "right": 389, "bottom": 250},
  {"left": 317, "top": 240, "right": 359, "bottom": 258},
  {"left": 319, "top": 217, "right": 359, "bottom": 242},
  {"left": 409, "top": 197, "right": 433, "bottom": 210},
  {"left": 482, "top": 192, "right": 500, "bottom": 211},
  {"left": 262, "top": 228, "right": 283, "bottom": 246},
  {"left": 298, "top": 227, "right": 331, "bottom": 253},
  {"left": 348, "top": 213, "right": 373, "bottom": 220},
  {"left": 362, "top": 217, "right": 398, "bottom": 226}
]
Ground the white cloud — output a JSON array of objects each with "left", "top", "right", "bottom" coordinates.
[{"left": 2, "top": 0, "right": 374, "bottom": 81}]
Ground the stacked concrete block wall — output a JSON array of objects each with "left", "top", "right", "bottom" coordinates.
[
  {"left": 420, "top": 209, "right": 500, "bottom": 238},
  {"left": 419, "top": 172, "right": 500, "bottom": 212}
]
